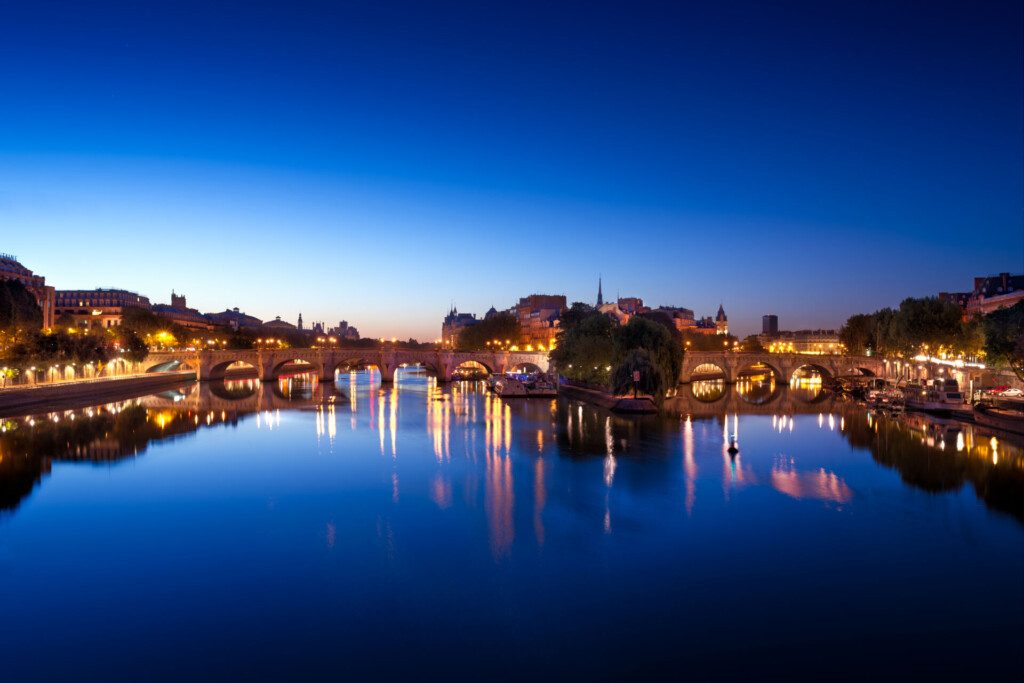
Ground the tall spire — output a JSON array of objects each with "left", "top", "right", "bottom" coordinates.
[{"left": 597, "top": 276, "right": 604, "bottom": 307}]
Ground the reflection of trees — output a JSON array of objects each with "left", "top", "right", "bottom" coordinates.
[
  {"left": 554, "top": 400, "right": 663, "bottom": 458},
  {"left": 841, "top": 409, "right": 1024, "bottom": 523},
  {"left": 0, "top": 402, "right": 246, "bottom": 512}
]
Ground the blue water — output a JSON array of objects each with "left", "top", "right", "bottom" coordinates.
[{"left": 1, "top": 371, "right": 1021, "bottom": 681}]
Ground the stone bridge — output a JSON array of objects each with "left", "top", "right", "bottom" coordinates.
[
  {"left": 679, "top": 351, "right": 887, "bottom": 384},
  {"left": 141, "top": 348, "right": 550, "bottom": 383}
]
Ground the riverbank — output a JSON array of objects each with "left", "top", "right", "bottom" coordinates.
[
  {"left": 558, "top": 383, "right": 658, "bottom": 414},
  {"left": 0, "top": 372, "right": 196, "bottom": 417}
]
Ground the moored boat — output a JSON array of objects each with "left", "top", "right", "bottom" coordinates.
[
  {"left": 974, "top": 403, "right": 1024, "bottom": 435},
  {"left": 865, "top": 378, "right": 904, "bottom": 410},
  {"left": 493, "top": 372, "right": 558, "bottom": 398},
  {"left": 902, "top": 378, "right": 966, "bottom": 415}
]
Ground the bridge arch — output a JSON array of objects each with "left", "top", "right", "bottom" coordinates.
[
  {"left": 689, "top": 379, "right": 727, "bottom": 403},
  {"left": 207, "top": 358, "right": 259, "bottom": 381},
  {"left": 208, "top": 378, "right": 260, "bottom": 401},
  {"left": 508, "top": 361, "right": 543, "bottom": 374},
  {"left": 790, "top": 363, "right": 833, "bottom": 383},
  {"left": 455, "top": 358, "right": 495, "bottom": 374},
  {"left": 690, "top": 362, "right": 729, "bottom": 382},
  {"left": 736, "top": 360, "right": 783, "bottom": 382},
  {"left": 269, "top": 357, "right": 323, "bottom": 380}
]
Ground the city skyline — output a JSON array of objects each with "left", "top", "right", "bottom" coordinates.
[{"left": 3, "top": 1, "right": 1022, "bottom": 340}]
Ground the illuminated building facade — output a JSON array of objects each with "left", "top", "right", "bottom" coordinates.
[
  {"left": 515, "top": 294, "right": 565, "bottom": 349},
  {"left": 0, "top": 254, "right": 56, "bottom": 329},
  {"left": 441, "top": 306, "right": 478, "bottom": 346},
  {"left": 54, "top": 288, "right": 151, "bottom": 330},
  {"left": 758, "top": 329, "right": 843, "bottom": 354},
  {"left": 940, "top": 272, "right": 1024, "bottom": 318}
]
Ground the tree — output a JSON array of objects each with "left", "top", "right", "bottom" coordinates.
[
  {"left": 559, "top": 302, "right": 597, "bottom": 330},
  {"left": 839, "top": 313, "right": 875, "bottom": 355},
  {"left": 458, "top": 312, "right": 522, "bottom": 350},
  {"left": 891, "top": 297, "right": 965, "bottom": 355},
  {"left": 681, "top": 331, "right": 737, "bottom": 352},
  {"left": 0, "top": 280, "right": 42, "bottom": 330},
  {"left": 983, "top": 301, "right": 1024, "bottom": 380},
  {"left": 870, "top": 308, "right": 898, "bottom": 356},
  {"left": 742, "top": 335, "right": 765, "bottom": 353},
  {"left": 611, "top": 349, "right": 661, "bottom": 398},
  {"left": 119, "top": 329, "right": 150, "bottom": 362},
  {"left": 638, "top": 310, "right": 681, "bottom": 342},
  {"left": 550, "top": 312, "right": 616, "bottom": 386},
  {"left": 613, "top": 316, "right": 682, "bottom": 401}
]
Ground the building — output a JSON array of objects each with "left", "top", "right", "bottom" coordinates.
[
  {"left": 762, "top": 314, "right": 779, "bottom": 335},
  {"left": 441, "top": 306, "right": 478, "bottom": 345},
  {"left": 758, "top": 329, "right": 843, "bottom": 354},
  {"left": 599, "top": 302, "right": 630, "bottom": 324},
  {"left": 616, "top": 297, "right": 646, "bottom": 316},
  {"left": 655, "top": 306, "right": 697, "bottom": 333},
  {"left": 941, "top": 272, "right": 1024, "bottom": 318},
  {"left": 328, "top": 320, "right": 360, "bottom": 340},
  {"left": 715, "top": 304, "right": 728, "bottom": 335},
  {"left": 692, "top": 316, "right": 719, "bottom": 335},
  {"left": 206, "top": 307, "right": 264, "bottom": 331},
  {"left": 515, "top": 294, "right": 566, "bottom": 348},
  {"left": 0, "top": 254, "right": 56, "bottom": 329},
  {"left": 54, "top": 288, "right": 151, "bottom": 330},
  {"left": 263, "top": 316, "right": 297, "bottom": 331},
  {"left": 152, "top": 291, "right": 215, "bottom": 330}
]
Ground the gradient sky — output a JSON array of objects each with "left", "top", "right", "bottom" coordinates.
[{"left": 2, "top": 0, "right": 1021, "bottom": 339}]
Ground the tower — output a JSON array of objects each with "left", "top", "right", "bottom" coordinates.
[
  {"left": 597, "top": 276, "right": 604, "bottom": 307},
  {"left": 715, "top": 304, "right": 728, "bottom": 335},
  {"left": 298, "top": 312, "right": 304, "bottom": 330}
]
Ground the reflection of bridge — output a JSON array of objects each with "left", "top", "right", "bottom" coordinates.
[
  {"left": 680, "top": 352, "right": 886, "bottom": 384},
  {"left": 139, "top": 380, "right": 346, "bottom": 413},
  {"left": 142, "top": 349, "right": 550, "bottom": 382},
  {"left": 664, "top": 386, "right": 847, "bottom": 418}
]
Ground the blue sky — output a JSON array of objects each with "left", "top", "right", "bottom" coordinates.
[{"left": 2, "top": 1, "right": 1021, "bottom": 339}]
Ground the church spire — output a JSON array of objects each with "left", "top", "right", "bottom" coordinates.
[{"left": 597, "top": 276, "right": 604, "bottom": 307}]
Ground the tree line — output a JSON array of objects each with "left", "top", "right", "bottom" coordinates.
[{"left": 838, "top": 296, "right": 1023, "bottom": 380}]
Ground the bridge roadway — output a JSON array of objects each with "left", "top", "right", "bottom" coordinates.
[{"left": 142, "top": 348, "right": 550, "bottom": 383}]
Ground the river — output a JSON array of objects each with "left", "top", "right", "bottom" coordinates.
[{"left": 1, "top": 369, "right": 1021, "bottom": 681}]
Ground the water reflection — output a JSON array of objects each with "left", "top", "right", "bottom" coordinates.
[
  {"left": 771, "top": 456, "right": 854, "bottom": 504},
  {"left": 1, "top": 374, "right": 1022, "bottom": 680}
]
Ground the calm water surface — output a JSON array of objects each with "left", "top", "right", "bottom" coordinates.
[{"left": 1, "top": 371, "right": 1022, "bottom": 681}]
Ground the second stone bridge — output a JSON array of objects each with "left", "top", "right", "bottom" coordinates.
[{"left": 142, "top": 348, "right": 550, "bottom": 383}]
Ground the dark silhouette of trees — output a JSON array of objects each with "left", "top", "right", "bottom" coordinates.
[
  {"left": 983, "top": 301, "right": 1024, "bottom": 380},
  {"left": 0, "top": 280, "right": 42, "bottom": 330},
  {"left": 458, "top": 312, "right": 522, "bottom": 350}
]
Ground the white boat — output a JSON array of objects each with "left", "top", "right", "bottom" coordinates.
[{"left": 902, "top": 378, "right": 966, "bottom": 414}]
